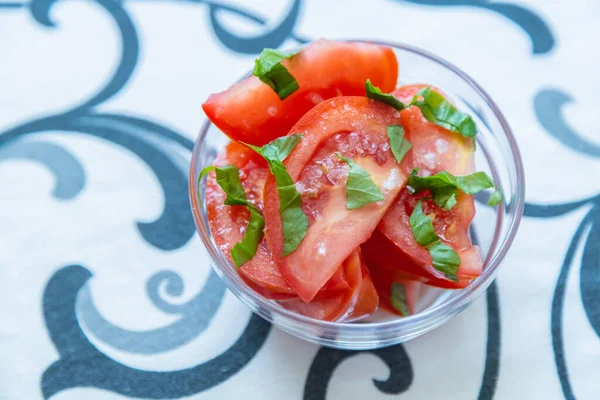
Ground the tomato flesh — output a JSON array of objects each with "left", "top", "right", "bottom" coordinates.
[
  {"left": 369, "top": 85, "right": 482, "bottom": 287},
  {"left": 206, "top": 142, "right": 371, "bottom": 306},
  {"left": 281, "top": 248, "right": 379, "bottom": 322},
  {"left": 264, "top": 97, "right": 412, "bottom": 302},
  {"left": 368, "top": 264, "right": 421, "bottom": 316},
  {"left": 202, "top": 39, "right": 398, "bottom": 146}
]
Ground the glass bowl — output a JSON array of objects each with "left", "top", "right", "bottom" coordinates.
[{"left": 189, "top": 40, "right": 525, "bottom": 350}]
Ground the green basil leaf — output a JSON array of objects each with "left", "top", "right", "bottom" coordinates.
[
  {"left": 409, "top": 199, "right": 439, "bottom": 246},
  {"left": 387, "top": 125, "right": 412, "bottom": 163},
  {"left": 408, "top": 169, "right": 495, "bottom": 210},
  {"left": 409, "top": 200, "right": 460, "bottom": 281},
  {"left": 366, "top": 79, "right": 408, "bottom": 111},
  {"left": 200, "top": 165, "right": 247, "bottom": 206},
  {"left": 246, "top": 136, "right": 308, "bottom": 256},
  {"left": 431, "top": 187, "right": 458, "bottom": 210},
  {"left": 390, "top": 282, "right": 411, "bottom": 316},
  {"left": 410, "top": 87, "right": 477, "bottom": 138},
  {"left": 252, "top": 48, "right": 299, "bottom": 100},
  {"left": 249, "top": 134, "right": 302, "bottom": 162},
  {"left": 230, "top": 204, "right": 265, "bottom": 267},
  {"left": 428, "top": 241, "right": 461, "bottom": 282},
  {"left": 336, "top": 153, "right": 385, "bottom": 210},
  {"left": 198, "top": 165, "right": 265, "bottom": 267},
  {"left": 488, "top": 189, "right": 504, "bottom": 206}
]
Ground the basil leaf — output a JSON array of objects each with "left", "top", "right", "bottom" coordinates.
[
  {"left": 252, "top": 48, "right": 299, "bottom": 100},
  {"left": 428, "top": 241, "right": 461, "bottom": 282},
  {"left": 246, "top": 136, "right": 308, "bottom": 256},
  {"left": 488, "top": 189, "right": 504, "bottom": 206},
  {"left": 409, "top": 200, "right": 460, "bottom": 281},
  {"left": 366, "top": 79, "right": 408, "bottom": 111},
  {"left": 390, "top": 282, "right": 411, "bottom": 316},
  {"left": 387, "top": 125, "right": 412, "bottom": 163},
  {"left": 336, "top": 153, "right": 385, "bottom": 210},
  {"left": 410, "top": 87, "right": 477, "bottom": 138},
  {"left": 198, "top": 165, "right": 265, "bottom": 267},
  {"left": 230, "top": 204, "right": 265, "bottom": 267},
  {"left": 251, "top": 134, "right": 302, "bottom": 162},
  {"left": 409, "top": 199, "right": 439, "bottom": 246},
  {"left": 200, "top": 165, "right": 247, "bottom": 206},
  {"left": 408, "top": 169, "right": 495, "bottom": 210}
]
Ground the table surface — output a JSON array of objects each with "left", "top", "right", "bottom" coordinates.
[{"left": 1, "top": 0, "right": 599, "bottom": 399}]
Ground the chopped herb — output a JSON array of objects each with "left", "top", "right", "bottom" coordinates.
[
  {"left": 198, "top": 165, "right": 265, "bottom": 267},
  {"left": 488, "top": 189, "right": 504, "bottom": 206},
  {"left": 246, "top": 135, "right": 308, "bottom": 256},
  {"left": 411, "top": 87, "right": 477, "bottom": 138},
  {"left": 409, "top": 199, "right": 460, "bottom": 281},
  {"left": 253, "top": 48, "right": 299, "bottom": 100},
  {"left": 408, "top": 169, "right": 495, "bottom": 210},
  {"left": 366, "top": 81, "right": 477, "bottom": 138},
  {"left": 387, "top": 125, "right": 412, "bottom": 163},
  {"left": 336, "top": 153, "right": 385, "bottom": 209},
  {"left": 365, "top": 79, "right": 408, "bottom": 111},
  {"left": 391, "top": 282, "right": 411, "bottom": 316}
]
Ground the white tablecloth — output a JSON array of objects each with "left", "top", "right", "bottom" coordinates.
[{"left": 1, "top": 0, "right": 599, "bottom": 399}]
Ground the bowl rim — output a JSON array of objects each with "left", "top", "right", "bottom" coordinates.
[{"left": 189, "top": 39, "right": 525, "bottom": 332}]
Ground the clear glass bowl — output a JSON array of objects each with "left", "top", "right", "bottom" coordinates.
[{"left": 189, "top": 40, "right": 525, "bottom": 350}]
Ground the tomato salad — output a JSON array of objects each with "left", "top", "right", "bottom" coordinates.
[{"left": 199, "top": 39, "right": 502, "bottom": 322}]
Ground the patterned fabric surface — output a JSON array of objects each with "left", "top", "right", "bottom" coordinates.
[{"left": 1, "top": 0, "right": 599, "bottom": 399}]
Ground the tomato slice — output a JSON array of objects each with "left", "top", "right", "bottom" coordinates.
[
  {"left": 281, "top": 248, "right": 379, "bottom": 322},
  {"left": 206, "top": 142, "right": 355, "bottom": 301},
  {"left": 202, "top": 39, "right": 398, "bottom": 146},
  {"left": 264, "top": 97, "right": 412, "bottom": 302},
  {"left": 368, "top": 264, "right": 420, "bottom": 316},
  {"left": 370, "top": 84, "right": 482, "bottom": 287}
]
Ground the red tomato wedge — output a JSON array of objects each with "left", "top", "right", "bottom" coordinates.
[
  {"left": 206, "top": 143, "right": 357, "bottom": 301},
  {"left": 368, "top": 264, "right": 421, "bottom": 316},
  {"left": 202, "top": 39, "right": 398, "bottom": 146},
  {"left": 370, "top": 84, "right": 482, "bottom": 287},
  {"left": 281, "top": 249, "right": 379, "bottom": 322},
  {"left": 204, "top": 143, "right": 295, "bottom": 299},
  {"left": 264, "top": 97, "right": 412, "bottom": 303}
]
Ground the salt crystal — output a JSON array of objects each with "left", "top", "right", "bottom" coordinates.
[
  {"left": 305, "top": 165, "right": 323, "bottom": 180},
  {"left": 295, "top": 182, "right": 306, "bottom": 192},
  {"left": 393, "top": 111, "right": 401, "bottom": 118},
  {"left": 380, "top": 142, "right": 390, "bottom": 152},
  {"left": 326, "top": 166, "right": 348, "bottom": 185},
  {"left": 421, "top": 169, "right": 431, "bottom": 177},
  {"left": 308, "top": 92, "right": 325, "bottom": 105},
  {"left": 367, "top": 141, "right": 378, "bottom": 155},
  {"left": 382, "top": 168, "right": 400, "bottom": 192},
  {"left": 435, "top": 138, "right": 449, "bottom": 154},
  {"left": 423, "top": 152, "right": 436, "bottom": 168},
  {"left": 239, "top": 226, "right": 246, "bottom": 234},
  {"left": 322, "top": 157, "right": 335, "bottom": 170},
  {"left": 267, "top": 106, "right": 277, "bottom": 116},
  {"left": 317, "top": 242, "right": 327, "bottom": 256},
  {"left": 348, "top": 132, "right": 360, "bottom": 146},
  {"left": 311, "top": 209, "right": 322, "bottom": 220}
]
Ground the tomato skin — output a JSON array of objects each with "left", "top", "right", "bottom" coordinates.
[
  {"left": 264, "top": 97, "right": 412, "bottom": 303},
  {"left": 281, "top": 249, "right": 378, "bottom": 322},
  {"left": 362, "top": 228, "right": 470, "bottom": 289},
  {"left": 202, "top": 39, "right": 398, "bottom": 146},
  {"left": 368, "top": 264, "right": 421, "bottom": 316},
  {"left": 369, "top": 84, "right": 482, "bottom": 288},
  {"left": 207, "top": 143, "right": 357, "bottom": 302}
]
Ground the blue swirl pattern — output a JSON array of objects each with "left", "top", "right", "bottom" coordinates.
[{"left": 0, "top": 0, "right": 580, "bottom": 399}]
